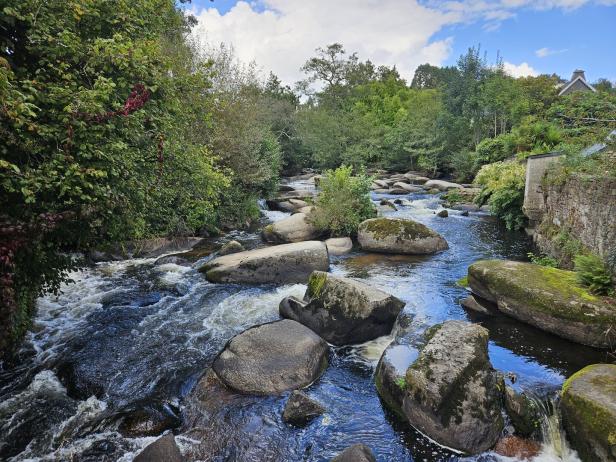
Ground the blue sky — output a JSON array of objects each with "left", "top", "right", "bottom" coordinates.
[{"left": 186, "top": 0, "right": 616, "bottom": 84}]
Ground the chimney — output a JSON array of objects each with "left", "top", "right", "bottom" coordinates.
[{"left": 572, "top": 69, "right": 586, "bottom": 81}]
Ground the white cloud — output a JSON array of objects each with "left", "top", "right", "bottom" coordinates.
[
  {"left": 535, "top": 47, "right": 568, "bottom": 57},
  {"left": 503, "top": 61, "right": 539, "bottom": 77},
  {"left": 189, "top": 0, "right": 610, "bottom": 85},
  {"left": 190, "top": 0, "right": 457, "bottom": 85}
]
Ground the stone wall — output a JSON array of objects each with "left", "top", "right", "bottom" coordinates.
[
  {"left": 534, "top": 173, "right": 616, "bottom": 272},
  {"left": 523, "top": 152, "right": 563, "bottom": 226}
]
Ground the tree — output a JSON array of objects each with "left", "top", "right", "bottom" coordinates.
[{"left": 0, "top": 0, "right": 229, "bottom": 357}]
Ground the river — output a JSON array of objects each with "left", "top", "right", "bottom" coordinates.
[{"left": 0, "top": 179, "right": 608, "bottom": 461}]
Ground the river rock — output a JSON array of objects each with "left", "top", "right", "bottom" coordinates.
[
  {"left": 279, "top": 271, "right": 405, "bottom": 345},
  {"left": 357, "top": 218, "right": 448, "bottom": 255},
  {"left": 404, "top": 174, "right": 429, "bottom": 184},
  {"left": 133, "top": 433, "right": 183, "bottom": 462},
  {"left": 375, "top": 341, "right": 419, "bottom": 417},
  {"left": 389, "top": 188, "right": 411, "bottom": 195},
  {"left": 331, "top": 444, "right": 376, "bottom": 462},
  {"left": 154, "top": 255, "right": 190, "bottom": 266},
  {"left": 325, "top": 237, "right": 353, "bottom": 256},
  {"left": 201, "top": 241, "right": 329, "bottom": 284},
  {"left": 460, "top": 294, "right": 498, "bottom": 315},
  {"left": 401, "top": 321, "right": 504, "bottom": 454},
  {"left": 119, "top": 406, "right": 181, "bottom": 438},
  {"left": 504, "top": 386, "right": 540, "bottom": 438},
  {"left": 561, "top": 364, "right": 616, "bottom": 462},
  {"left": 212, "top": 319, "right": 329, "bottom": 395},
  {"left": 424, "top": 179, "right": 463, "bottom": 191},
  {"left": 436, "top": 209, "right": 448, "bottom": 218},
  {"left": 393, "top": 182, "right": 423, "bottom": 193},
  {"left": 262, "top": 213, "right": 321, "bottom": 243},
  {"left": 373, "top": 179, "right": 389, "bottom": 189},
  {"left": 373, "top": 188, "right": 391, "bottom": 194},
  {"left": 451, "top": 203, "right": 479, "bottom": 212},
  {"left": 282, "top": 390, "right": 325, "bottom": 425},
  {"left": 467, "top": 260, "right": 616, "bottom": 348},
  {"left": 218, "top": 240, "right": 244, "bottom": 256}
]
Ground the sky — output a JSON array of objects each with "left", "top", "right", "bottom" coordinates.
[{"left": 186, "top": 0, "right": 616, "bottom": 86}]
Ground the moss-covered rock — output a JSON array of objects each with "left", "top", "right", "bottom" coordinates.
[
  {"left": 401, "top": 320, "right": 504, "bottom": 454},
  {"left": 504, "top": 386, "right": 541, "bottom": 438},
  {"left": 467, "top": 260, "right": 616, "bottom": 348},
  {"left": 561, "top": 364, "right": 616, "bottom": 462},
  {"left": 357, "top": 218, "right": 448, "bottom": 255},
  {"left": 280, "top": 271, "right": 405, "bottom": 345}
]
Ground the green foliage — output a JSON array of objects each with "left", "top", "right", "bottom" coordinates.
[
  {"left": 574, "top": 254, "right": 614, "bottom": 295},
  {"left": 475, "top": 161, "right": 527, "bottom": 230},
  {"left": 310, "top": 166, "right": 376, "bottom": 236},
  {"left": 527, "top": 252, "right": 558, "bottom": 268},
  {"left": 0, "top": 0, "right": 232, "bottom": 356}
]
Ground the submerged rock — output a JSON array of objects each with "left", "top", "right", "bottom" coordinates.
[
  {"left": 118, "top": 406, "right": 181, "bottom": 438},
  {"left": 282, "top": 390, "right": 325, "bottom": 425},
  {"left": 357, "top": 218, "right": 448, "bottom": 255},
  {"left": 201, "top": 241, "right": 329, "bottom": 284},
  {"left": 279, "top": 271, "right": 405, "bottom": 345},
  {"left": 262, "top": 213, "right": 321, "bottom": 243},
  {"left": 401, "top": 321, "right": 504, "bottom": 454},
  {"left": 561, "top": 364, "right": 616, "bottom": 462},
  {"left": 330, "top": 444, "right": 376, "bottom": 462},
  {"left": 325, "top": 237, "right": 353, "bottom": 256},
  {"left": 212, "top": 319, "right": 329, "bottom": 395},
  {"left": 468, "top": 260, "right": 616, "bottom": 348},
  {"left": 133, "top": 433, "right": 183, "bottom": 462},
  {"left": 218, "top": 240, "right": 244, "bottom": 256},
  {"left": 494, "top": 436, "right": 541, "bottom": 460}
]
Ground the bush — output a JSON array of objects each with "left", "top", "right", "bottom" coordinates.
[
  {"left": 527, "top": 252, "right": 558, "bottom": 268},
  {"left": 574, "top": 254, "right": 614, "bottom": 295},
  {"left": 310, "top": 166, "right": 376, "bottom": 236},
  {"left": 474, "top": 160, "right": 527, "bottom": 230}
]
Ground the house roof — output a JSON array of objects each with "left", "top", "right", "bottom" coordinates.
[{"left": 558, "top": 72, "right": 597, "bottom": 96}]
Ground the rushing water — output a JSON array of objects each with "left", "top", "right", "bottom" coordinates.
[{"left": 0, "top": 181, "right": 609, "bottom": 462}]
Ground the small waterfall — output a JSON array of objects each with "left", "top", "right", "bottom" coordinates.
[{"left": 526, "top": 393, "right": 581, "bottom": 462}]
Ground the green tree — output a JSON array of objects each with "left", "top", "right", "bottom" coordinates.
[{"left": 0, "top": 0, "right": 228, "bottom": 356}]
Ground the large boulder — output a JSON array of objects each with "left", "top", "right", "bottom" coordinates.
[
  {"left": 200, "top": 241, "right": 329, "bottom": 284},
  {"left": 262, "top": 213, "right": 321, "bottom": 243},
  {"left": 331, "top": 444, "right": 376, "bottom": 462},
  {"left": 133, "top": 433, "right": 183, "bottom": 462},
  {"left": 401, "top": 321, "right": 504, "bottom": 454},
  {"left": 357, "top": 218, "right": 448, "bottom": 255},
  {"left": 279, "top": 271, "right": 405, "bottom": 345},
  {"left": 561, "top": 364, "right": 616, "bottom": 462},
  {"left": 468, "top": 260, "right": 616, "bottom": 348},
  {"left": 424, "top": 179, "right": 463, "bottom": 191},
  {"left": 212, "top": 319, "right": 329, "bottom": 395}
]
